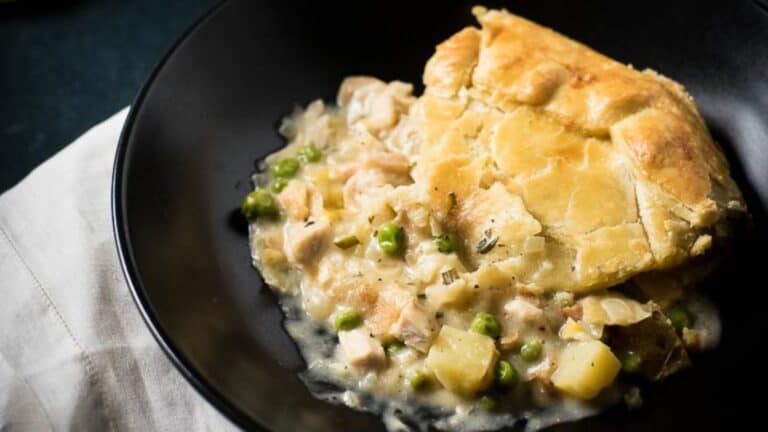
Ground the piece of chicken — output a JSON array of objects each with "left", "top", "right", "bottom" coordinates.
[
  {"left": 504, "top": 297, "right": 544, "bottom": 323},
  {"left": 276, "top": 181, "right": 310, "bottom": 221},
  {"left": 283, "top": 219, "right": 331, "bottom": 265},
  {"left": 391, "top": 301, "right": 438, "bottom": 353},
  {"left": 338, "top": 328, "right": 386, "bottom": 370}
]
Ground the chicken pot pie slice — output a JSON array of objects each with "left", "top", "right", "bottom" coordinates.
[
  {"left": 242, "top": 6, "right": 747, "bottom": 432},
  {"left": 416, "top": 6, "right": 745, "bottom": 293}
]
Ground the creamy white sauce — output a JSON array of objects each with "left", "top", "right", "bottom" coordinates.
[
  {"left": 245, "top": 77, "right": 723, "bottom": 431},
  {"left": 261, "top": 288, "right": 619, "bottom": 432}
]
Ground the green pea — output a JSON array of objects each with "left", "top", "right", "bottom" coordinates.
[
  {"left": 620, "top": 351, "right": 643, "bottom": 374},
  {"left": 241, "top": 189, "right": 278, "bottom": 220},
  {"left": 334, "top": 309, "right": 360, "bottom": 331},
  {"left": 376, "top": 222, "right": 405, "bottom": 255},
  {"left": 520, "top": 339, "right": 543, "bottom": 362},
  {"left": 298, "top": 145, "right": 322, "bottom": 163},
  {"left": 478, "top": 395, "right": 498, "bottom": 412},
  {"left": 407, "top": 370, "right": 428, "bottom": 390},
  {"left": 272, "top": 157, "right": 300, "bottom": 178},
  {"left": 386, "top": 340, "right": 406, "bottom": 356},
  {"left": 270, "top": 178, "right": 289, "bottom": 193},
  {"left": 470, "top": 312, "right": 501, "bottom": 339},
  {"left": 667, "top": 307, "right": 695, "bottom": 332},
  {"left": 494, "top": 360, "right": 519, "bottom": 388},
  {"left": 436, "top": 232, "right": 460, "bottom": 254}
]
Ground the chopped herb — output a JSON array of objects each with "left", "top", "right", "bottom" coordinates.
[
  {"left": 441, "top": 268, "right": 459, "bottom": 285},
  {"left": 333, "top": 235, "right": 360, "bottom": 249},
  {"left": 476, "top": 233, "right": 499, "bottom": 254},
  {"left": 304, "top": 220, "right": 315, "bottom": 227}
]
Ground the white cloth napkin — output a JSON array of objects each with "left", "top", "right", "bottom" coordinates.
[{"left": 0, "top": 108, "right": 237, "bottom": 432}]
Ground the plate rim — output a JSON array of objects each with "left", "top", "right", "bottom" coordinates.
[{"left": 110, "top": 0, "right": 264, "bottom": 430}]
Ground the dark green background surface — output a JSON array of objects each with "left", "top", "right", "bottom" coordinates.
[{"left": 0, "top": 0, "right": 217, "bottom": 193}]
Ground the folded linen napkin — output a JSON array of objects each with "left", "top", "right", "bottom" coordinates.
[{"left": 0, "top": 108, "right": 236, "bottom": 431}]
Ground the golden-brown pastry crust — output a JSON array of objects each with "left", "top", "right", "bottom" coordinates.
[
  {"left": 414, "top": 6, "right": 746, "bottom": 292},
  {"left": 423, "top": 27, "right": 481, "bottom": 98}
]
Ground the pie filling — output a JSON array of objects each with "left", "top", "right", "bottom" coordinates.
[{"left": 242, "top": 7, "right": 743, "bottom": 431}]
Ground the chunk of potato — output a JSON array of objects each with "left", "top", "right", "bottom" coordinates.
[
  {"left": 425, "top": 326, "right": 498, "bottom": 396},
  {"left": 551, "top": 341, "right": 620, "bottom": 399},
  {"left": 425, "top": 279, "right": 472, "bottom": 308}
]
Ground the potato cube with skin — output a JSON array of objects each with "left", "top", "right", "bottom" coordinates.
[
  {"left": 551, "top": 340, "right": 620, "bottom": 399},
  {"left": 425, "top": 326, "right": 498, "bottom": 396},
  {"left": 338, "top": 328, "right": 386, "bottom": 371}
]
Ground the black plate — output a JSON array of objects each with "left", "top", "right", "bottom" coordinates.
[{"left": 112, "top": 1, "right": 768, "bottom": 430}]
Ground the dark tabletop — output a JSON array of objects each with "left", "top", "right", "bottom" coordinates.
[{"left": 0, "top": 0, "right": 218, "bottom": 193}]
